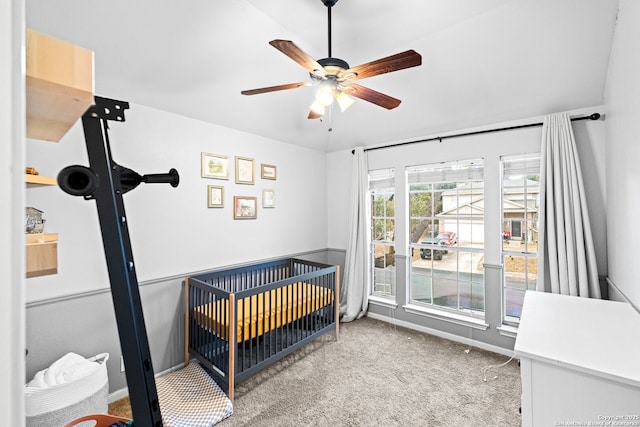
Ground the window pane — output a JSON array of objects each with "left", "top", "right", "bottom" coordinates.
[
  {"left": 432, "top": 277, "right": 458, "bottom": 309},
  {"left": 459, "top": 280, "right": 485, "bottom": 313},
  {"left": 410, "top": 270, "right": 432, "bottom": 304},
  {"left": 501, "top": 154, "right": 540, "bottom": 324},
  {"left": 410, "top": 218, "right": 431, "bottom": 244},
  {"left": 409, "top": 192, "right": 433, "bottom": 217},
  {"left": 409, "top": 183, "right": 433, "bottom": 192},
  {"left": 504, "top": 254, "right": 537, "bottom": 321},
  {"left": 372, "top": 244, "right": 395, "bottom": 297},
  {"left": 369, "top": 169, "right": 395, "bottom": 299},
  {"left": 504, "top": 255, "right": 537, "bottom": 288},
  {"left": 372, "top": 218, "right": 385, "bottom": 241},
  {"left": 505, "top": 287, "right": 526, "bottom": 319},
  {"left": 386, "top": 199, "right": 395, "bottom": 216},
  {"left": 408, "top": 159, "right": 484, "bottom": 319},
  {"left": 386, "top": 219, "right": 395, "bottom": 242}
]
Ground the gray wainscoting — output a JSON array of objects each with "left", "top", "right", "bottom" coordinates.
[
  {"left": 367, "top": 255, "right": 517, "bottom": 352},
  {"left": 25, "top": 249, "right": 342, "bottom": 394}
]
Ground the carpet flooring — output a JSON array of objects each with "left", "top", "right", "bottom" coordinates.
[{"left": 110, "top": 316, "right": 521, "bottom": 426}]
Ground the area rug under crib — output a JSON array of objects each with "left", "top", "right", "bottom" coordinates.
[{"left": 156, "top": 361, "right": 233, "bottom": 427}]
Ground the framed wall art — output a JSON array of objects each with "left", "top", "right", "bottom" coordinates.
[
  {"left": 207, "top": 185, "right": 224, "bottom": 208},
  {"left": 201, "top": 153, "right": 229, "bottom": 180},
  {"left": 233, "top": 196, "right": 257, "bottom": 219},
  {"left": 262, "top": 189, "right": 275, "bottom": 208},
  {"left": 235, "top": 156, "right": 255, "bottom": 184},
  {"left": 260, "top": 164, "right": 277, "bottom": 180}
]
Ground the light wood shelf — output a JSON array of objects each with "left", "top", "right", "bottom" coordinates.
[
  {"left": 26, "top": 174, "right": 57, "bottom": 187},
  {"left": 26, "top": 233, "right": 58, "bottom": 278},
  {"left": 26, "top": 29, "right": 94, "bottom": 142},
  {"left": 24, "top": 29, "right": 93, "bottom": 277}
]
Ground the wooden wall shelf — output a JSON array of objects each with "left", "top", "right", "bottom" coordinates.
[
  {"left": 26, "top": 174, "right": 57, "bottom": 187},
  {"left": 26, "top": 233, "right": 58, "bottom": 278},
  {"left": 26, "top": 29, "right": 94, "bottom": 142}
]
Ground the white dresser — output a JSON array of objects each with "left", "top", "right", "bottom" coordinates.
[{"left": 514, "top": 291, "right": 640, "bottom": 427}]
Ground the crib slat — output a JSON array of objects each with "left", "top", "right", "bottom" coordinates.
[{"left": 228, "top": 293, "right": 236, "bottom": 400}]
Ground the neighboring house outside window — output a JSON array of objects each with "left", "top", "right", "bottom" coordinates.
[
  {"left": 407, "top": 160, "right": 485, "bottom": 318},
  {"left": 370, "top": 169, "right": 395, "bottom": 298},
  {"left": 501, "top": 154, "right": 540, "bottom": 324}
]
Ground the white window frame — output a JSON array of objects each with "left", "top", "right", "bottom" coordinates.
[
  {"left": 406, "top": 159, "right": 485, "bottom": 320},
  {"left": 500, "top": 153, "right": 540, "bottom": 326},
  {"left": 369, "top": 169, "right": 396, "bottom": 300}
]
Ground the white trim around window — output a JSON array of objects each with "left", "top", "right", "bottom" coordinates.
[
  {"left": 403, "top": 303, "right": 489, "bottom": 331},
  {"left": 368, "top": 295, "right": 399, "bottom": 310}
]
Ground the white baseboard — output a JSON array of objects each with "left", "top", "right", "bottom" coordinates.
[
  {"left": 366, "top": 312, "right": 514, "bottom": 358},
  {"left": 108, "top": 362, "right": 185, "bottom": 403}
]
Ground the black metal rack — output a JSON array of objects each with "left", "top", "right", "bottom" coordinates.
[{"left": 58, "top": 96, "right": 180, "bottom": 427}]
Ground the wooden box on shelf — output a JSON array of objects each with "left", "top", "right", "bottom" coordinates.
[
  {"left": 26, "top": 29, "right": 94, "bottom": 142},
  {"left": 26, "top": 233, "right": 58, "bottom": 278}
]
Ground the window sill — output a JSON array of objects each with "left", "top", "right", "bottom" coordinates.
[
  {"left": 403, "top": 304, "right": 489, "bottom": 330},
  {"left": 368, "top": 295, "right": 398, "bottom": 310},
  {"left": 497, "top": 324, "right": 519, "bottom": 338}
]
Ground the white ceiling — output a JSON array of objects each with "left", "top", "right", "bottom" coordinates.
[{"left": 26, "top": 0, "right": 618, "bottom": 152}]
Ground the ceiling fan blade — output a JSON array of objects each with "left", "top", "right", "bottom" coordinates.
[
  {"left": 344, "top": 83, "right": 401, "bottom": 110},
  {"left": 269, "top": 39, "right": 325, "bottom": 76},
  {"left": 308, "top": 109, "right": 323, "bottom": 119},
  {"left": 241, "top": 82, "right": 309, "bottom": 96},
  {"left": 339, "top": 50, "right": 422, "bottom": 81}
]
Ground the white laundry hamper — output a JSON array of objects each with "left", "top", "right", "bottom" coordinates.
[{"left": 25, "top": 353, "right": 110, "bottom": 427}]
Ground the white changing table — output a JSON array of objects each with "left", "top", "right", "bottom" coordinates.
[{"left": 514, "top": 291, "right": 640, "bottom": 427}]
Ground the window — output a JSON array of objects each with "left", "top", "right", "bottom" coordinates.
[
  {"left": 501, "top": 154, "right": 540, "bottom": 324},
  {"left": 407, "top": 160, "right": 485, "bottom": 317},
  {"left": 370, "top": 169, "right": 395, "bottom": 298}
]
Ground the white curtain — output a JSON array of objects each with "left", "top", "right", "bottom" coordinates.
[
  {"left": 537, "top": 113, "right": 600, "bottom": 298},
  {"left": 340, "top": 146, "right": 369, "bottom": 322}
]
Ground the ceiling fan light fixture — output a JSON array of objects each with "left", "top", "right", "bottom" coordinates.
[
  {"left": 336, "top": 91, "right": 355, "bottom": 112},
  {"left": 315, "top": 81, "right": 335, "bottom": 107}
]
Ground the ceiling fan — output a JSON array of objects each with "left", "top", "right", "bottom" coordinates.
[{"left": 241, "top": 0, "right": 422, "bottom": 119}]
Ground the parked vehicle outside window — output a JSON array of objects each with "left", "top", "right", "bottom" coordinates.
[
  {"left": 420, "top": 236, "right": 444, "bottom": 260},
  {"left": 436, "top": 231, "right": 457, "bottom": 253}
]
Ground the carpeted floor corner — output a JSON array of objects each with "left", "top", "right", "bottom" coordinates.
[
  {"left": 110, "top": 317, "right": 521, "bottom": 426},
  {"left": 109, "top": 396, "right": 132, "bottom": 420}
]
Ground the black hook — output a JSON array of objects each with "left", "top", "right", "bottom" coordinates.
[{"left": 58, "top": 164, "right": 180, "bottom": 198}]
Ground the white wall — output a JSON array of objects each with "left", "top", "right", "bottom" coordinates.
[
  {"left": 604, "top": 0, "right": 640, "bottom": 310},
  {"left": 25, "top": 103, "right": 328, "bottom": 302}
]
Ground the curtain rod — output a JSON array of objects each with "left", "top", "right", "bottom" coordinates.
[{"left": 352, "top": 113, "right": 601, "bottom": 154}]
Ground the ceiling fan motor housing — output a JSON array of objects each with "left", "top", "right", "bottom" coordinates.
[{"left": 311, "top": 57, "right": 350, "bottom": 82}]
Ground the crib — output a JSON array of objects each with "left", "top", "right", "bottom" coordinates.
[{"left": 184, "top": 258, "right": 339, "bottom": 400}]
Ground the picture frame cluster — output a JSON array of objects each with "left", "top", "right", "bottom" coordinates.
[{"left": 201, "top": 152, "right": 276, "bottom": 219}]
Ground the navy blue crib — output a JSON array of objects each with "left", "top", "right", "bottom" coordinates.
[{"left": 184, "top": 258, "right": 339, "bottom": 399}]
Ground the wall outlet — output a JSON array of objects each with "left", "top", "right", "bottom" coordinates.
[{"left": 120, "top": 355, "right": 125, "bottom": 373}]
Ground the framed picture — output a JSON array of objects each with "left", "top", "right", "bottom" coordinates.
[
  {"left": 261, "top": 164, "right": 277, "bottom": 180},
  {"left": 207, "top": 185, "right": 224, "bottom": 208},
  {"left": 235, "top": 156, "right": 255, "bottom": 184},
  {"left": 262, "top": 189, "right": 275, "bottom": 208},
  {"left": 201, "top": 153, "right": 229, "bottom": 180},
  {"left": 233, "top": 196, "right": 257, "bottom": 219}
]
